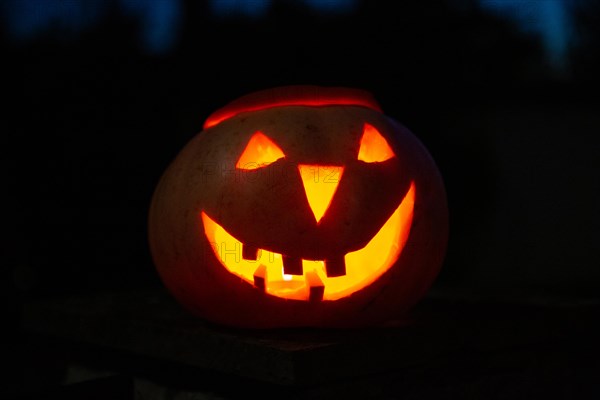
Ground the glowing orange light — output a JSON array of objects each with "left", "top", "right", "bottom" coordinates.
[
  {"left": 236, "top": 132, "right": 285, "bottom": 170},
  {"left": 201, "top": 182, "right": 415, "bottom": 301},
  {"left": 298, "top": 165, "right": 344, "bottom": 223},
  {"left": 358, "top": 123, "right": 395, "bottom": 163},
  {"left": 204, "top": 86, "right": 382, "bottom": 129}
]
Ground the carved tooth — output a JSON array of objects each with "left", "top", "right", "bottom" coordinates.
[
  {"left": 242, "top": 244, "right": 260, "bottom": 261},
  {"left": 306, "top": 270, "right": 324, "bottom": 302},
  {"left": 253, "top": 264, "right": 268, "bottom": 291},
  {"left": 324, "top": 256, "right": 346, "bottom": 277},
  {"left": 282, "top": 255, "right": 303, "bottom": 275}
]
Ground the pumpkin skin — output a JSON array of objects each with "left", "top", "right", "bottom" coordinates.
[{"left": 148, "top": 86, "right": 448, "bottom": 328}]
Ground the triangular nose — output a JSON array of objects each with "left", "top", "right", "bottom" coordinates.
[{"left": 298, "top": 165, "right": 344, "bottom": 223}]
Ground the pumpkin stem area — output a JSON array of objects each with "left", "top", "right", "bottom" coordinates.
[{"left": 203, "top": 85, "right": 382, "bottom": 129}]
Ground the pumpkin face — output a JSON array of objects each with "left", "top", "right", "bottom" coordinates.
[{"left": 149, "top": 86, "right": 448, "bottom": 328}]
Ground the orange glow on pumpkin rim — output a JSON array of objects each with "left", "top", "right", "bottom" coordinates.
[{"left": 203, "top": 86, "right": 382, "bottom": 129}]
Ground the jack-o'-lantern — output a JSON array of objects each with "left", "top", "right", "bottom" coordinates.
[{"left": 148, "top": 86, "right": 448, "bottom": 328}]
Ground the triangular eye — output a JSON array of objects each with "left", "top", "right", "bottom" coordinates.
[
  {"left": 237, "top": 132, "right": 285, "bottom": 170},
  {"left": 357, "top": 123, "right": 395, "bottom": 163}
]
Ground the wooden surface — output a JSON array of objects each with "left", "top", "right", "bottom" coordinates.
[
  {"left": 19, "top": 290, "right": 447, "bottom": 385},
  {"left": 19, "top": 288, "right": 600, "bottom": 397}
]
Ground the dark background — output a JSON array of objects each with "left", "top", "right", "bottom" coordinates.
[{"left": 2, "top": 0, "right": 600, "bottom": 397}]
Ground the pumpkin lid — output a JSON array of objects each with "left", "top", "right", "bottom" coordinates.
[{"left": 204, "top": 85, "right": 382, "bottom": 129}]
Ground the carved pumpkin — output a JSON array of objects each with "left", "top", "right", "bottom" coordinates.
[{"left": 148, "top": 86, "right": 448, "bottom": 328}]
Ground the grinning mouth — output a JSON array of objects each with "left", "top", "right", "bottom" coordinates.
[{"left": 201, "top": 182, "right": 415, "bottom": 301}]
